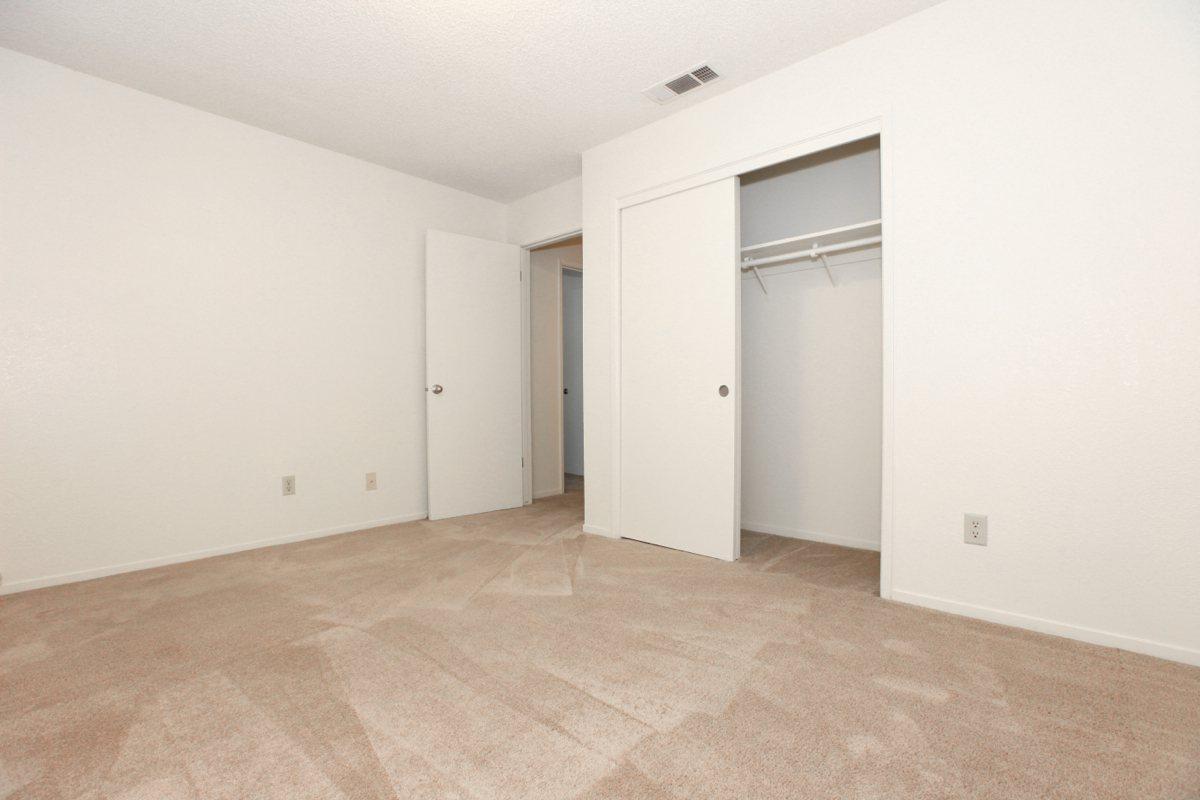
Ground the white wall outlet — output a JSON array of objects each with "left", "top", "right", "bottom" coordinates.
[
  {"left": 365, "top": 472, "right": 377, "bottom": 491},
  {"left": 282, "top": 475, "right": 296, "bottom": 496},
  {"left": 964, "top": 513, "right": 987, "bottom": 546}
]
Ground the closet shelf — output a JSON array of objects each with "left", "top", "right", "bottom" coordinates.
[{"left": 740, "top": 218, "right": 881, "bottom": 264}]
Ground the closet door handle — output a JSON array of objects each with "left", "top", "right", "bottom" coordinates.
[
  {"left": 718, "top": 385, "right": 729, "bottom": 397},
  {"left": 430, "top": 384, "right": 443, "bottom": 395}
]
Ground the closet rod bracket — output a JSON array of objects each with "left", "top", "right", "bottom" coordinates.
[
  {"left": 750, "top": 263, "right": 768, "bottom": 295},
  {"left": 819, "top": 253, "right": 835, "bottom": 287}
]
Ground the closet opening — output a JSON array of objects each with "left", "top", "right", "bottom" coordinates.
[
  {"left": 528, "top": 235, "right": 584, "bottom": 501},
  {"left": 737, "top": 136, "right": 883, "bottom": 595}
]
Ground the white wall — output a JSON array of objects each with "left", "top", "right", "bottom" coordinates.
[
  {"left": 530, "top": 241, "right": 582, "bottom": 497},
  {"left": 582, "top": 0, "right": 1200, "bottom": 664},
  {"left": 561, "top": 270, "right": 584, "bottom": 477},
  {"left": 740, "top": 141, "right": 881, "bottom": 550},
  {"left": 0, "top": 49, "right": 507, "bottom": 593},
  {"left": 506, "top": 176, "right": 583, "bottom": 246}
]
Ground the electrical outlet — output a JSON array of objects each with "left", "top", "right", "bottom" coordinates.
[
  {"left": 964, "top": 513, "right": 987, "bottom": 546},
  {"left": 365, "top": 472, "right": 377, "bottom": 491},
  {"left": 282, "top": 475, "right": 296, "bottom": 496}
]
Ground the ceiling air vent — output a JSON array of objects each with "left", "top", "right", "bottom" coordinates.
[{"left": 642, "top": 63, "right": 722, "bottom": 105}]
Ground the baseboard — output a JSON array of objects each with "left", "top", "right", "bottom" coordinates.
[
  {"left": 582, "top": 523, "right": 614, "bottom": 537},
  {"left": 0, "top": 511, "right": 429, "bottom": 596},
  {"left": 741, "top": 521, "right": 880, "bottom": 552},
  {"left": 533, "top": 487, "right": 564, "bottom": 500},
  {"left": 891, "top": 589, "right": 1200, "bottom": 667}
]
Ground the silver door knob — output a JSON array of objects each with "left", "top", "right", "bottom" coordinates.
[
  {"left": 431, "top": 384, "right": 443, "bottom": 395},
  {"left": 718, "top": 385, "right": 729, "bottom": 397}
]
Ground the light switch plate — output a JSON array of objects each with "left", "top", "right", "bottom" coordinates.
[
  {"left": 365, "top": 472, "right": 377, "bottom": 491},
  {"left": 282, "top": 475, "right": 296, "bottom": 496}
]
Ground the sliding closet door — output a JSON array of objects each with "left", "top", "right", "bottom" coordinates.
[{"left": 618, "top": 178, "right": 740, "bottom": 561}]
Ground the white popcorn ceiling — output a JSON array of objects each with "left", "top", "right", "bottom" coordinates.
[{"left": 0, "top": 0, "right": 942, "bottom": 201}]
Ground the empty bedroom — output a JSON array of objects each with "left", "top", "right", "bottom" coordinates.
[{"left": 1, "top": 1, "right": 1198, "bottom": 798}]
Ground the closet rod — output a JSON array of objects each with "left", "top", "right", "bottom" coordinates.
[
  {"left": 740, "top": 235, "right": 882, "bottom": 271},
  {"left": 739, "top": 252, "right": 882, "bottom": 281}
]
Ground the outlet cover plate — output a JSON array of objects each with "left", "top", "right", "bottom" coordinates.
[
  {"left": 282, "top": 475, "right": 296, "bottom": 496},
  {"left": 964, "top": 513, "right": 987, "bottom": 546}
]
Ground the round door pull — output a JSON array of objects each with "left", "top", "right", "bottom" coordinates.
[
  {"left": 431, "top": 384, "right": 444, "bottom": 395},
  {"left": 718, "top": 385, "right": 729, "bottom": 397}
]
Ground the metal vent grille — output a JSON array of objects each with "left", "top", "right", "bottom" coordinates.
[
  {"left": 642, "top": 63, "right": 723, "bottom": 104},
  {"left": 665, "top": 73, "right": 702, "bottom": 95}
]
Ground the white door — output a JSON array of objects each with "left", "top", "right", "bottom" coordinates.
[
  {"left": 618, "top": 178, "right": 740, "bottom": 561},
  {"left": 561, "top": 269, "right": 584, "bottom": 476},
  {"left": 425, "top": 229, "right": 523, "bottom": 520}
]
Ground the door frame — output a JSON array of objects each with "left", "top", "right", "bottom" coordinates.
[
  {"left": 610, "top": 115, "right": 895, "bottom": 598},
  {"left": 520, "top": 229, "right": 583, "bottom": 505}
]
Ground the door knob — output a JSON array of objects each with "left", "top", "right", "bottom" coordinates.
[
  {"left": 431, "top": 384, "right": 443, "bottom": 395},
  {"left": 718, "top": 385, "right": 729, "bottom": 397}
]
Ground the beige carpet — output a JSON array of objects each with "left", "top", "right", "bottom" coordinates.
[{"left": 2, "top": 486, "right": 1198, "bottom": 799}]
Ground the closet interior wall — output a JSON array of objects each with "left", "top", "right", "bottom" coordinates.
[{"left": 739, "top": 137, "right": 883, "bottom": 551}]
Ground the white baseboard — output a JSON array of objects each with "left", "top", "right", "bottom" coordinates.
[
  {"left": 741, "top": 521, "right": 880, "bottom": 552},
  {"left": 582, "top": 523, "right": 614, "bottom": 537},
  {"left": 0, "top": 511, "right": 429, "bottom": 596},
  {"left": 533, "top": 487, "right": 564, "bottom": 500},
  {"left": 891, "top": 589, "right": 1200, "bottom": 667}
]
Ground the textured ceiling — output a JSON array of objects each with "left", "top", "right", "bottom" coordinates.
[{"left": 0, "top": 0, "right": 942, "bottom": 201}]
